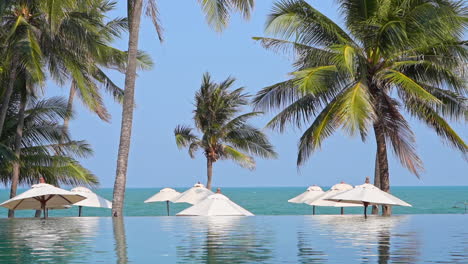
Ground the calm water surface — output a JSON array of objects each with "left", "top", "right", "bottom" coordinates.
[{"left": 0, "top": 215, "right": 466, "bottom": 263}]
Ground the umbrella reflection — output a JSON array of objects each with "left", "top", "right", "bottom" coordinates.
[
  {"left": 0, "top": 218, "right": 99, "bottom": 263},
  {"left": 176, "top": 217, "right": 273, "bottom": 263},
  {"left": 311, "top": 215, "right": 421, "bottom": 263},
  {"left": 113, "top": 217, "right": 129, "bottom": 264}
]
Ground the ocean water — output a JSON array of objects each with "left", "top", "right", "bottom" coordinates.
[
  {"left": 0, "top": 215, "right": 467, "bottom": 263},
  {"left": 0, "top": 186, "right": 467, "bottom": 217}
]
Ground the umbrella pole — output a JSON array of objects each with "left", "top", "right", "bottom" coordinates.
[
  {"left": 312, "top": 206, "right": 316, "bottom": 215},
  {"left": 79, "top": 206, "right": 82, "bottom": 217},
  {"left": 166, "top": 201, "right": 170, "bottom": 216},
  {"left": 341, "top": 207, "right": 344, "bottom": 215},
  {"left": 363, "top": 202, "right": 369, "bottom": 219}
]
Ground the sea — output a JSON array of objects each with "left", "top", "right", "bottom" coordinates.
[{"left": 0, "top": 186, "right": 467, "bottom": 217}]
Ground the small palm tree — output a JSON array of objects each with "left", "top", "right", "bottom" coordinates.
[
  {"left": 174, "top": 73, "right": 277, "bottom": 189},
  {"left": 253, "top": 0, "right": 467, "bottom": 215}
]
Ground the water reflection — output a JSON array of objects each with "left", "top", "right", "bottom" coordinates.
[
  {"left": 113, "top": 217, "right": 129, "bottom": 264},
  {"left": 311, "top": 215, "right": 422, "bottom": 263},
  {"left": 297, "top": 231, "right": 327, "bottom": 263},
  {"left": 175, "top": 217, "right": 273, "bottom": 263},
  {"left": 0, "top": 217, "right": 99, "bottom": 263}
]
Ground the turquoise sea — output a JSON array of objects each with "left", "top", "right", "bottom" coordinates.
[{"left": 0, "top": 186, "right": 467, "bottom": 217}]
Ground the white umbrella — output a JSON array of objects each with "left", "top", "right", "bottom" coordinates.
[
  {"left": 0, "top": 179, "right": 86, "bottom": 219},
  {"left": 288, "top": 185, "right": 324, "bottom": 215},
  {"left": 305, "top": 182, "right": 362, "bottom": 214},
  {"left": 177, "top": 189, "right": 253, "bottom": 216},
  {"left": 144, "top": 188, "right": 181, "bottom": 215},
  {"left": 171, "top": 183, "right": 214, "bottom": 205},
  {"left": 326, "top": 177, "right": 411, "bottom": 218},
  {"left": 70, "top": 187, "right": 112, "bottom": 217}
]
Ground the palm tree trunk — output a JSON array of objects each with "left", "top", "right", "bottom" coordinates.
[
  {"left": 371, "top": 154, "right": 380, "bottom": 215},
  {"left": 207, "top": 158, "right": 213, "bottom": 190},
  {"left": 112, "top": 0, "right": 144, "bottom": 217},
  {"left": 8, "top": 94, "right": 27, "bottom": 218},
  {"left": 0, "top": 57, "right": 19, "bottom": 137},
  {"left": 34, "top": 210, "right": 41, "bottom": 218},
  {"left": 64, "top": 81, "right": 76, "bottom": 130},
  {"left": 374, "top": 122, "right": 392, "bottom": 216}
]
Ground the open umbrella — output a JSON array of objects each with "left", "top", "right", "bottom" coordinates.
[
  {"left": 305, "top": 182, "right": 362, "bottom": 214},
  {"left": 177, "top": 188, "right": 253, "bottom": 216},
  {"left": 171, "top": 183, "right": 214, "bottom": 205},
  {"left": 326, "top": 177, "right": 412, "bottom": 218},
  {"left": 288, "top": 185, "right": 324, "bottom": 215},
  {"left": 0, "top": 178, "right": 86, "bottom": 219},
  {"left": 144, "top": 188, "right": 180, "bottom": 215},
  {"left": 70, "top": 187, "right": 112, "bottom": 217}
]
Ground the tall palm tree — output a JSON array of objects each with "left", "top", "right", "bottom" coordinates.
[
  {"left": 0, "top": 0, "right": 145, "bottom": 217},
  {"left": 113, "top": 0, "right": 256, "bottom": 216},
  {"left": 253, "top": 0, "right": 467, "bottom": 215},
  {"left": 174, "top": 73, "right": 277, "bottom": 189},
  {"left": 0, "top": 1, "right": 46, "bottom": 137}
]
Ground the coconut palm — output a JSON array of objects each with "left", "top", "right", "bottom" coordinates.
[
  {"left": 0, "top": 0, "right": 147, "bottom": 217},
  {"left": 0, "top": 1, "right": 46, "bottom": 137},
  {"left": 0, "top": 95, "right": 97, "bottom": 195},
  {"left": 174, "top": 73, "right": 277, "bottom": 189},
  {"left": 253, "top": 0, "right": 467, "bottom": 215},
  {"left": 113, "top": 0, "right": 256, "bottom": 216}
]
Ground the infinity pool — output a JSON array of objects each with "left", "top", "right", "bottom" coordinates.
[{"left": 0, "top": 215, "right": 466, "bottom": 263}]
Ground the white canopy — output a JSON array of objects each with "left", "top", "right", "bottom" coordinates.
[
  {"left": 177, "top": 193, "right": 254, "bottom": 216},
  {"left": 288, "top": 185, "right": 324, "bottom": 204},
  {"left": 144, "top": 188, "right": 180, "bottom": 203},
  {"left": 305, "top": 182, "right": 362, "bottom": 207},
  {"left": 0, "top": 183, "right": 86, "bottom": 210},
  {"left": 171, "top": 183, "right": 214, "bottom": 205},
  {"left": 327, "top": 183, "right": 412, "bottom": 207},
  {"left": 71, "top": 187, "right": 112, "bottom": 208}
]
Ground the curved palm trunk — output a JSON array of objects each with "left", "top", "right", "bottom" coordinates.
[
  {"left": 8, "top": 94, "right": 27, "bottom": 218},
  {"left": 206, "top": 158, "right": 213, "bottom": 190},
  {"left": 0, "top": 58, "right": 19, "bottom": 137},
  {"left": 374, "top": 122, "right": 391, "bottom": 216},
  {"left": 112, "top": 0, "right": 144, "bottom": 217},
  {"left": 371, "top": 154, "right": 380, "bottom": 215}
]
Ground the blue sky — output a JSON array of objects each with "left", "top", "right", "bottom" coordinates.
[{"left": 46, "top": 0, "right": 467, "bottom": 188}]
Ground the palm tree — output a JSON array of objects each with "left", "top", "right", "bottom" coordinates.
[
  {"left": 0, "top": 0, "right": 144, "bottom": 217},
  {"left": 0, "top": 1, "right": 46, "bottom": 137},
  {"left": 113, "top": 0, "right": 256, "bottom": 216},
  {"left": 253, "top": 0, "right": 467, "bottom": 215},
  {"left": 0, "top": 96, "right": 98, "bottom": 197},
  {"left": 174, "top": 73, "right": 277, "bottom": 189}
]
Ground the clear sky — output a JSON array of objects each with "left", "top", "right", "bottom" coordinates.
[{"left": 46, "top": 0, "right": 467, "bottom": 188}]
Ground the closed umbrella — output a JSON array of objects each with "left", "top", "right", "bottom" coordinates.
[
  {"left": 71, "top": 187, "right": 112, "bottom": 217},
  {"left": 144, "top": 188, "right": 180, "bottom": 215},
  {"left": 288, "top": 185, "right": 324, "bottom": 215},
  {"left": 326, "top": 177, "right": 412, "bottom": 218},
  {"left": 177, "top": 188, "right": 253, "bottom": 216},
  {"left": 171, "top": 183, "right": 214, "bottom": 205},
  {"left": 0, "top": 178, "right": 86, "bottom": 219},
  {"left": 305, "top": 182, "right": 362, "bottom": 214}
]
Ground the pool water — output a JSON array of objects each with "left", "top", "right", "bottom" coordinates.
[{"left": 0, "top": 215, "right": 466, "bottom": 263}]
